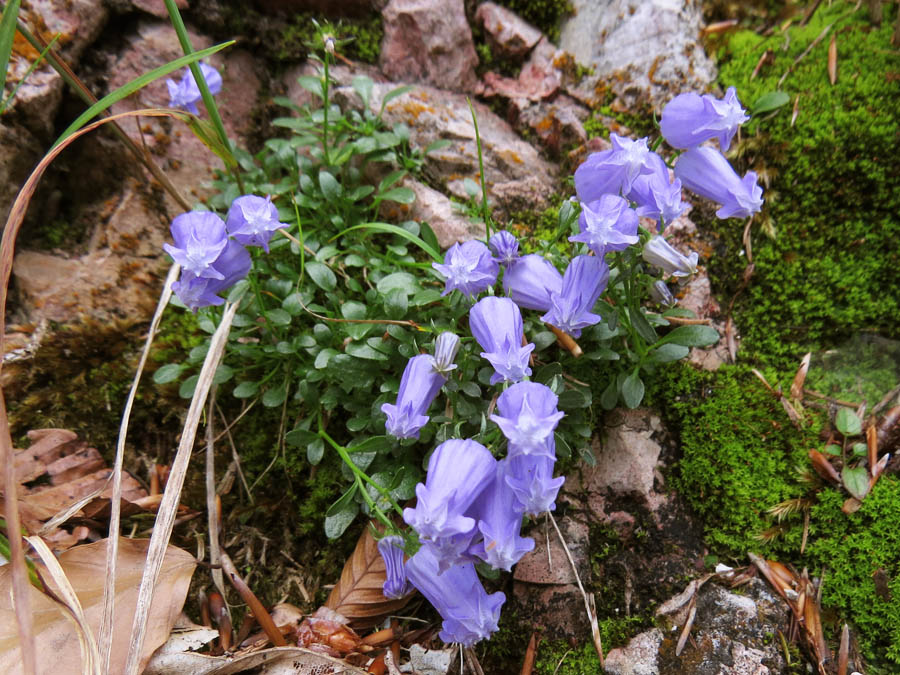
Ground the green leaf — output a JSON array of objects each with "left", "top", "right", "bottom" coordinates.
[
  {"left": 852, "top": 442, "right": 868, "bottom": 457},
  {"left": 345, "top": 342, "right": 389, "bottom": 361},
  {"left": 532, "top": 331, "right": 558, "bottom": 351},
  {"left": 333, "top": 223, "right": 441, "bottom": 262},
  {"left": 631, "top": 308, "right": 658, "bottom": 343},
  {"left": 153, "top": 363, "right": 184, "bottom": 384},
  {"left": 823, "top": 443, "right": 842, "bottom": 456},
  {"left": 460, "top": 381, "right": 481, "bottom": 398},
  {"left": 378, "top": 84, "right": 414, "bottom": 117},
  {"left": 411, "top": 289, "right": 442, "bottom": 306},
  {"left": 664, "top": 324, "right": 719, "bottom": 347},
  {"left": 750, "top": 91, "right": 790, "bottom": 115},
  {"left": 266, "top": 308, "right": 292, "bottom": 326},
  {"left": 262, "top": 383, "right": 287, "bottom": 407},
  {"left": 835, "top": 407, "right": 862, "bottom": 436},
  {"left": 0, "top": 1, "right": 21, "bottom": 98},
  {"left": 585, "top": 348, "right": 620, "bottom": 361},
  {"left": 212, "top": 364, "right": 234, "bottom": 384},
  {"left": 318, "top": 170, "right": 343, "bottom": 201},
  {"left": 341, "top": 301, "right": 367, "bottom": 320},
  {"left": 296, "top": 74, "right": 324, "bottom": 99},
  {"left": 384, "top": 287, "right": 408, "bottom": 318},
  {"left": 376, "top": 272, "right": 418, "bottom": 296},
  {"left": 54, "top": 41, "right": 234, "bottom": 147},
  {"left": 842, "top": 466, "right": 870, "bottom": 500},
  {"left": 306, "top": 261, "right": 337, "bottom": 291},
  {"left": 307, "top": 438, "right": 324, "bottom": 465},
  {"left": 378, "top": 187, "right": 416, "bottom": 204},
  {"left": 285, "top": 427, "right": 318, "bottom": 447},
  {"left": 621, "top": 371, "right": 645, "bottom": 409},
  {"left": 282, "top": 293, "right": 304, "bottom": 316},
  {"left": 324, "top": 486, "right": 359, "bottom": 539},
  {"left": 347, "top": 436, "right": 392, "bottom": 455},
  {"left": 179, "top": 374, "right": 199, "bottom": 399},
  {"left": 558, "top": 389, "right": 590, "bottom": 409},
  {"left": 351, "top": 75, "right": 373, "bottom": 106},
  {"left": 648, "top": 343, "right": 690, "bottom": 363},
  {"left": 600, "top": 378, "right": 618, "bottom": 410},
  {"left": 232, "top": 381, "right": 259, "bottom": 398}
]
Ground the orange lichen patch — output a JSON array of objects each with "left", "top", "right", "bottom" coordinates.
[
  {"left": 394, "top": 100, "right": 436, "bottom": 121},
  {"left": 496, "top": 148, "right": 524, "bottom": 164}
]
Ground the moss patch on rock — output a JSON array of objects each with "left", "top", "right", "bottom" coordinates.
[{"left": 705, "top": 1, "right": 900, "bottom": 371}]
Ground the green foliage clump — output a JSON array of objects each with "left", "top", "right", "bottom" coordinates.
[
  {"left": 532, "top": 641, "right": 602, "bottom": 674},
  {"left": 277, "top": 14, "right": 383, "bottom": 64},
  {"left": 807, "top": 478, "right": 900, "bottom": 668},
  {"left": 708, "top": 1, "right": 900, "bottom": 371},
  {"left": 654, "top": 363, "right": 818, "bottom": 556},
  {"left": 495, "top": 0, "right": 574, "bottom": 43}
]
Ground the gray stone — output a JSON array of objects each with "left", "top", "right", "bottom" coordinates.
[
  {"left": 130, "top": 0, "right": 188, "bottom": 19},
  {"left": 0, "top": 122, "right": 43, "bottom": 227},
  {"left": 604, "top": 628, "right": 664, "bottom": 675},
  {"left": 475, "top": 2, "right": 543, "bottom": 59},
  {"left": 380, "top": 179, "right": 484, "bottom": 248},
  {"left": 515, "top": 95, "right": 589, "bottom": 156},
  {"left": 379, "top": 0, "right": 478, "bottom": 92},
  {"left": 560, "top": 0, "right": 717, "bottom": 109}
]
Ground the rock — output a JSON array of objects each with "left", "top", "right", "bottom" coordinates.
[
  {"left": 511, "top": 515, "right": 591, "bottom": 638},
  {"left": 379, "top": 0, "right": 478, "bottom": 93},
  {"left": 361, "top": 83, "right": 557, "bottom": 216},
  {"left": 482, "top": 38, "right": 563, "bottom": 102},
  {"left": 559, "top": 0, "right": 717, "bottom": 109},
  {"left": 6, "top": 0, "right": 109, "bottom": 139},
  {"left": 604, "top": 628, "right": 664, "bottom": 675},
  {"left": 380, "top": 179, "right": 484, "bottom": 248},
  {"left": 475, "top": 2, "right": 543, "bottom": 59},
  {"left": 130, "top": 0, "right": 188, "bottom": 19},
  {"left": 515, "top": 95, "right": 589, "bottom": 156},
  {"left": 0, "top": 122, "right": 43, "bottom": 227}
]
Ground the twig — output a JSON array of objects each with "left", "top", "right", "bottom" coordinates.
[
  {"left": 216, "top": 403, "right": 254, "bottom": 502},
  {"left": 206, "top": 388, "right": 227, "bottom": 604},
  {"left": 219, "top": 551, "right": 287, "bottom": 646},
  {"left": 547, "top": 512, "right": 603, "bottom": 666}
]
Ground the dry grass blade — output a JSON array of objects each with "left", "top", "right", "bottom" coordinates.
[
  {"left": 100, "top": 261, "right": 179, "bottom": 672},
  {"left": 325, "top": 526, "right": 411, "bottom": 628},
  {"left": 808, "top": 450, "right": 840, "bottom": 484},
  {"left": 838, "top": 623, "right": 849, "bottom": 675},
  {"left": 674, "top": 595, "right": 697, "bottom": 657},
  {"left": 520, "top": 631, "right": 539, "bottom": 675},
  {"left": 144, "top": 646, "right": 370, "bottom": 674},
  {"left": 124, "top": 300, "right": 240, "bottom": 675},
  {"left": 791, "top": 94, "right": 801, "bottom": 127},
  {"left": 828, "top": 34, "right": 838, "bottom": 84},
  {"left": 25, "top": 536, "right": 101, "bottom": 675},
  {"left": 205, "top": 390, "right": 227, "bottom": 603},
  {"left": 866, "top": 423, "right": 878, "bottom": 477},
  {"left": 219, "top": 551, "right": 286, "bottom": 647},
  {"left": 791, "top": 352, "right": 811, "bottom": 400}
]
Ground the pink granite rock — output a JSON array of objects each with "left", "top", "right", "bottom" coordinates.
[{"left": 475, "top": 2, "right": 543, "bottom": 59}]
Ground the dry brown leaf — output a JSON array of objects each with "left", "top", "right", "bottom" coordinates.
[
  {"left": 325, "top": 526, "right": 411, "bottom": 628},
  {"left": 144, "top": 646, "right": 369, "bottom": 675},
  {"left": 0, "top": 538, "right": 195, "bottom": 674},
  {"left": 808, "top": 450, "right": 840, "bottom": 485},
  {"left": 790, "top": 352, "right": 811, "bottom": 400},
  {"left": 828, "top": 34, "right": 838, "bottom": 85}
]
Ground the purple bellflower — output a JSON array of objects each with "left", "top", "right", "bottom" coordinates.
[
  {"left": 405, "top": 546, "right": 505, "bottom": 646},
  {"left": 626, "top": 152, "right": 689, "bottom": 230},
  {"left": 574, "top": 134, "right": 655, "bottom": 202},
  {"left": 502, "top": 454, "right": 565, "bottom": 516},
  {"left": 377, "top": 536, "right": 414, "bottom": 599},
  {"left": 166, "top": 62, "right": 223, "bottom": 114},
  {"left": 403, "top": 439, "right": 497, "bottom": 543},
  {"left": 491, "top": 382, "right": 564, "bottom": 458},
  {"left": 502, "top": 254, "right": 562, "bottom": 312},
  {"left": 381, "top": 354, "right": 447, "bottom": 439},
  {"left": 469, "top": 297, "right": 535, "bottom": 385},
  {"left": 171, "top": 239, "right": 252, "bottom": 312},
  {"left": 660, "top": 86, "right": 749, "bottom": 152},
  {"left": 570, "top": 194, "right": 639, "bottom": 257},
  {"left": 642, "top": 236, "right": 698, "bottom": 278},
  {"left": 488, "top": 230, "right": 520, "bottom": 267},
  {"left": 674, "top": 146, "right": 763, "bottom": 219},
  {"left": 163, "top": 211, "right": 230, "bottom": 279},
  {"left": 650, "top": 279, "right": 676, "bottom": 307},
  {"left": 467, "top": 467, "right": 535, "bottom": 571},
  {"left": 432, "top": 240, "right": 498, "bottom": 299},
  {"left": 542, "top": 255, "right": 609, "bottom": 338},
  {"left": 225, "top": 195, "right": 288, "bottom": 252},
  {"left": 433, "top": 332, "right": 461, "bottom": 375}
]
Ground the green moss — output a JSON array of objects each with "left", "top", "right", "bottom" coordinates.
[
  {"left": 649, "top": 363, "right": 820, "bottom": 557},
  {"left": 533, "top": 641, "right": 602, "bottom": 674},
  {"left": 707, "top": 1, "right": 900, "bottom": 371},
  {"left": 276, "top": 14, "right": 383, "bottom": 64},
  {"left": 807, "top": 478, "right": 900, "bottom": 669}
]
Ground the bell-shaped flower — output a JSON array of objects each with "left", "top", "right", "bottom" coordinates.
[
  {"left": 171, "top": 239, "right": 251, "bottom": 312},
  {"left": 674, "top": 146, "right": 763, "bottom": 219},
  {"left": 570, "top": 194, "right": 639, "bottom": 257},
  {"left": 626, "top": 152, "right": 689, "bottom": 230},
  {"left": 502, "top": 254, "right": 562, "bottom": 312},
  {"left": 488, "top": 230, "right": 520, "bottom": 267},
  {"left": 163, "top": 211, "right": 230, "bottom": 279},
  {"left": 381, "top": 354, "right": 447, "bottom": 439},
  {"left": 574, "top": 134, "right": 655, "bottom": 202},
  {"left": 433, "top": 332, "right": 461, "bottom": 375},
  {"left": 502, "top": 454, "right": 565, "bottom": 516},
  {"left": 405, "top": 546, "right": 505, "bottom": 647},
  {"left": 469, "top": 297, "right": 534, "bottom": 385},
  {"left": 467, "top": 468, "right": 535, "bottom": 572},
  {"left": 225, "top": 195, "right": 288, "bottom": 252},
  {"left": 432, "top": 240, "right": 498, "bottom": 299},
  {"left": 166, "top": 62, "right": 223, "bottom": 114},
  {"left": 642, "top": 236, "right": 698, "bottom": 278},
  {"left": 491, "top": 382, "right": 564, "bottom": 458},
  {"left": 649, "top": 279, "right": 676, "bottom": 307},
  {"left": 660, "top": 86, "right": 749, "bottom": 152},
  {"left": 403, "top": 439, "right": 497, "bottom": 543},
  {"left": 377, "top": 536, "right": 413, "bottom": 599},
  {"left": 542, "top": 255, "right": 609, "bottom": 338}
]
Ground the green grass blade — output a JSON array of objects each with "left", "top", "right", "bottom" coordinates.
[
  {"left": 52, "top": 40, "right": 233, "bottom": 149},
  {"left": 331, "top": 222, "right": 442, "bottom": 262},
  {"left": 0, "top": 32, "right": 58, "bottom": 115},
  {"left": 0, "top": 0, "right": 21, "bottom": 94}
]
